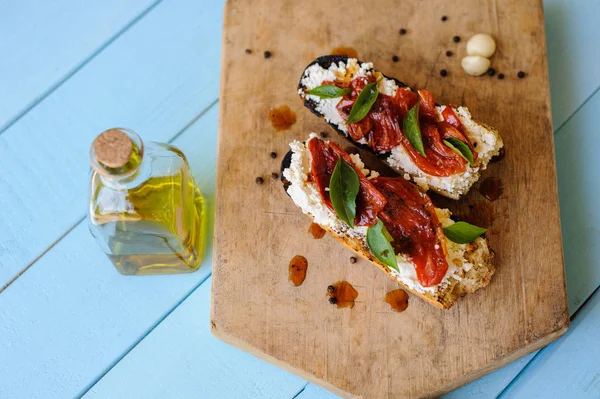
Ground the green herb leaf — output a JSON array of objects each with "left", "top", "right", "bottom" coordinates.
[
  {"left": 367, "top": 219, "right": 398, "bottom": 271},
  {"left": 307, "top": 85, "right": 351, "bottom": 99},
  {"left": 403, "top": 103, "right": 426, "bottom": 157},
  {"left": 329, "top": 157, "right": 360, "bottom": 228},
  {"left": 346, "top": 79, "right": 380, "bottom": 125},
  {"left": 444, "top": 138, "right": 474, "bottom": 165},
  {"left": 443, "top": 221, "right": 487, "bottom": 244}
]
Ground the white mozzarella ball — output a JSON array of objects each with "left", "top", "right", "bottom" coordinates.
[
  {"left": 466, "top": 33, "right": 496, "bottom": 58},
  {"left": 461, "top": 55, "right": 491, "bottom": 76}
]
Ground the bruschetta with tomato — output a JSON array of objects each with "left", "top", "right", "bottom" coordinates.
[
  {"left": 298, "top": 55, "right": 503, "bottom": 199},
  {"left": 281, "top": 134, "right": 494, "bottom": 309}
]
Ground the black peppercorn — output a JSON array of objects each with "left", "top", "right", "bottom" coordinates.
[
  {"left": 441, "top": 16, "right": 448, "bottom": 21},
  {"left": 498, "top": 73, "right": 505, "bottom": 80},
  {"left": 349, "top": 257, "right": 357, "bottom": 264},
  {"left": 271, "top": 172, "right": 279, "bottom": 180},
  {"left": 263, "top": 51, "right": 272, "bottom": 59},
  {"left": 440, "top": 69, "right": 448, "bottom": 77},
  {"left": 446, "top": 50, "right": 453, "bottom": 57},
  {"left": 320, "top": 131, "right": 328, "bottom": 138},
  {"left": 255, "top": 176, "right": 264, "bottom": 185},
  {"left": 327, "top": 285, "right": 335, "bottom": 293},
  {"left": 517, "top": 71, "right": 526, "bottom": 79},
  {"left": 270, "top": 151, "right": 277, "bottom": 159},
  {"left": 329, "top": 297, "right": 337, "bottom": 304},
  {"left": 453, "top": 35, "right": 461, "bottom": 43},
  {"left": 392, "top": 55, "right": 399, "bottom": 62},
  {"left": 487, "top": 68, "right": 496, "bottom": 76},
  {"left": 245, "top": 48, "right": 252, "bottom": 54},
  {"left": 399, "top": 28, "right": 407, "bottom": 35}
]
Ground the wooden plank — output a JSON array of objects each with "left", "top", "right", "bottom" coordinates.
[
  {"left": 544, "top": 0, "right": 600, "bottom": 129},
  {"left": 212, "top": 0, "right": 568, "bottom": 397},
  {"left": 499, "top": 288, "right": 600, "bottom": 398},
  {"left": 82, "top": 276, "right": 309, "bottom": 399},
  {"left": 0, "top": 0, "right": 224, "bottom": 288},
  {"left": 298, "top": 353, "right": 536, "bottom": 399},
  {"left": 0, "top": 99, "right": 219, "bottom": 399},
  {"left": 0, "top": 0, "right": 158, "bottom": 131}
]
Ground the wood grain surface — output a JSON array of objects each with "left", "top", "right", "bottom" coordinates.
[{"left": 211, "top": 0, "right": 569, "bottom": 397}]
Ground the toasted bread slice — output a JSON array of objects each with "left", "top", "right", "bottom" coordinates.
[
  {"left": 281, "top": 135, "right": 495, "bottom": 309},
  {"left": 298, "top": 55, "right": 504, "bottom": 199}
]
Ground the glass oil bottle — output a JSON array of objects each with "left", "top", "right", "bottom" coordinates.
[{"left": 88, "top": 128, "right": 205, "bottom": 275}]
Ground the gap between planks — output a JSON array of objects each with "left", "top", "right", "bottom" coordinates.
[
  {"left": 0, "top": 99, "right": 218, "bottom": 294},
  {"left": 77, "top": 272, "right": 214, "bottom": 398},
  {"left": 495, "top": 283, "right": 600, "bottom": 399},
  {"left": 0, "top": 0, "right": 165, "bottom": 136}
]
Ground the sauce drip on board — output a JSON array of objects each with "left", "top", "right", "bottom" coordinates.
[
  {"left": 479, "top": 177, "right": 504, "bottom": 201},
  {"left": 308, "top": 222, "right": 326, "bottom": 239},
  {"left": 372, "top": 177, "right": 449, "bottom": 287},
  {"left": 288, "top": 255, "right": 308, "bottom": 286},
  {"left": 307, "top": 138, "right": 386, "bottom": 226},
  {"left": 385, "top": 289, "right": 409, "bottom": 312},
  {"left": 327, "top": 281, "right": 359, "bottom": 308},
  {"left": 327, "top": 77, "right": 477, "bottom": 177},
  {"left": 268, "top": 105, "right": 296, "bottom": 131},
  {"left": 331, "top": 46, "right": 358, "bottom": 58}
]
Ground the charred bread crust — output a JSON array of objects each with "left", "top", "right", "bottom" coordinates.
[
  {"left": 298, "top": 55, "right": 503, "bottom": 200},
  {"left": 297, "top": 55, "right": 408, "bottom": 159},
  {"left": 280, "top": 149, "right": 495, "bottom": 309},
  {"left": 310, "top": 212, "right": 494, "bottom": 309}
]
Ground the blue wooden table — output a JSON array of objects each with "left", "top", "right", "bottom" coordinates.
[{"left": 0, "top": 1, "right": 598, "bottom": 398}]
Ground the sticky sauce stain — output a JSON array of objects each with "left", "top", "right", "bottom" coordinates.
[
  {"left": 308, "top": 222, "right": 326, "bottom": 239},
  {"left": 385, "top": 289, "right": 409, "bottom": 312},
  {"left": 327, "top": 281, "right": 358, "bottom": 308},
  {"left": 268, "top": 105, "right": 296, "bottom": 131},
  {"left": 332, "top": 46, "right": 358, "bottom": 58},
  {"left": 478, "top": 177, "right": 504, "bottom": 201},
  {"left": 288, "top": 255, "right": 308, "bottom": 286}
]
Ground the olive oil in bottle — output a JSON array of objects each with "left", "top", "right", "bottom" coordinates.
[{"left": 88, "top": 128, "right": 204, "bottom": 275}]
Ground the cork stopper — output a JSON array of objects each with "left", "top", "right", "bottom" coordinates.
[{"left": 93, "top": 129, "right": 133, "bottom": 168}]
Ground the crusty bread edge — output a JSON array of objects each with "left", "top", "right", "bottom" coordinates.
[
  {"left": 298, "top": 55, "right": 504, "bottom": 200},
  {"left": 300, "top": 210, "right": 495, "bottom": 310}
]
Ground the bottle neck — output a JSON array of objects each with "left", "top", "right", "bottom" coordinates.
[{"left": 90, "top": 128, "right": 147, "bottom": 188}]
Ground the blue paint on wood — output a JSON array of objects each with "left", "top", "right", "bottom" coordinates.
[
  {"left": 83, "top": 277, "right": 308, "bottom": 399},
  {"left": 0, "top": 104, "right": 219, "bottom": 399},
  {"left": 554, "top": 89, "right": 600, "bottom": 313},
  {"left": 0, "top": 0, "right": 224, "bottom": 288},
  {"left": 544, "top": 0, "right": 600, "bottom": 129},
  {"left": 295, "top": 384, "right": 339, "bottom": 399},
  {"left": 499, "top": 288, "right": 600, "bottom": 398},
  {"left": 0, "top": 0, "right": 158, "bottom": 132}
]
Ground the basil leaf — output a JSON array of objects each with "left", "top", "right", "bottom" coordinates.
[
  {"left": 307, "top": 85, "right": 351, "bottom": 99},
  {"left": 403, "top": 103, "right": 426, "bottom": 157},
  {"left": 443, "top": 221, "right": 487, "bottom": 244},
  {"left": 346, "top": 79, "right": 380, "bottom": 125},
  {"left": 367, "top": 219, "right": 398, "bottom": 271},
  {"left": 329, "top": 157, "right": 360, "bottom": 228},
  {"left": 444, "top": 138, "right": 474, "bottom": 165}
]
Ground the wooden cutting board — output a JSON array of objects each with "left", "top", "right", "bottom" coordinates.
[{"left": 211, "top": 0, "right": 569, "bottom": 397}]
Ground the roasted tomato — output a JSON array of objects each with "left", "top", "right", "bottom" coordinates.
[
  {"left": 371, "top": 177, "right": 449, "bottom": 287},
  {"left": 326, "top": 80, "right": 475, "bottom": 175},
  {"left": 307, "top": 137, "right": 386, "bottom": 226}
]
